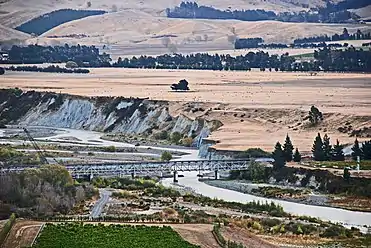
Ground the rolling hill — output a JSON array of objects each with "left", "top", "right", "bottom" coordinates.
[{"left": 0, "top": 0, "right": 370, "bottom": 55}]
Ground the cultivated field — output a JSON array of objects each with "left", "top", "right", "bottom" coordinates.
[
  {"left": 33, "top": 223, "right": 199, "bottom": 248},
  {"left": 1, "top": 69, "right": 370, "bottom": 152}
]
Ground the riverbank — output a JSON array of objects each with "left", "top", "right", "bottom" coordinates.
[{"left": 203, "top": 179, "right": 371, "bottom": 213}]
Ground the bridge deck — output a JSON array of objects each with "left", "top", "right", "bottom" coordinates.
[{"left": 0, "top": 159, "right": 252, "bottom": 178}]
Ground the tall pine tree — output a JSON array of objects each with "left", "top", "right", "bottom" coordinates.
[
  {"left": 351, "top": 138, "right": 362, "bottom": 161},
  {"left": 283, "top": 134, "right": 294, "bottom": 162},
  {"left": 293, "top": 148, "right": 302, "bottom": 162},
  {"left": 332, "top": 139, "right": 345, "bottom": 161},
  {"left": 323, "top": 134, "right": 332, "bottom": 161},
  {"left": 312, "top": 133, "right": 325, "bottom": 161},
  {"left": 273, "top": 142, "right": 286, "bottom": 170},
  {"left": 361, "top": 140, "right": 371, "bottom": 160}
]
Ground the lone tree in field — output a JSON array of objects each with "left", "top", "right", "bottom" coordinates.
[
  {"left": 171, "top": 79, "right": 190, "bottom": 91},
  {"left": 308, "top": 106, "right": 323, "bottom": 126},
  {"left": 0, "top": 67, "right": 5, "bottom": 75},
  {"left": 283, "top": 134, "right": 294, "bottom": 162},
  {"left": 272, "top": 142, "right": 285, "bottom": 170},
  {"left": 312, "top": 133, "right": 325, "bottom": 161},
  {"left": 293, "top": 148, "right": 302, "bottom": 162},
  {"left": 352, "top": 138, "right": 361, "bottom": 161},
  {"left": 332, "top": 139, "right": 345, "bottom": 161}
]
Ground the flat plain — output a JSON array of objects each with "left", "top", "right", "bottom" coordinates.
[{"left": 1, "top": 68, "right": 370, "bottom": 152}]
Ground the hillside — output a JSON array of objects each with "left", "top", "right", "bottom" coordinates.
[
  {"left": 2, "top": 0, "right": 370, "bottom": 55},
  {"left": 29, "top": 13, "right": 369, "bottom": 56}
]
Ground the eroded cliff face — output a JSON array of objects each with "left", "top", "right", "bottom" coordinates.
[{"left": 0, "top": 89, "right": 220, "bottom": 147}]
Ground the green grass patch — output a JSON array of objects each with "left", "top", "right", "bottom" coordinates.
[
  {"left": 34, "top": 223, "right": 199, "bottom": 248},
  {"left": 309, "top": 160, "right": 371, "bottom": 170}
]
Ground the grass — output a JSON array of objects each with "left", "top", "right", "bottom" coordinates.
[
  {"left": 34, "top": 223, "right": 199, "bottom": 248},
  {"left": 309, "top": 160, "right": 371, "bottom": 170}
]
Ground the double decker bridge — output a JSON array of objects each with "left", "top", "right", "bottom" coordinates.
[{"left": 1, "top": 159, "right": 252, "bottom": 182}]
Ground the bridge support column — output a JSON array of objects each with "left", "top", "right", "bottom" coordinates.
[
  {"left": 89, "top": 173, "right": 94, "bottom": 181},
  {"left": 214, "top": 170, "right": 219, "bottom": 180},
  {"left": 131, "top": 172, "right": 135, "bottom": 179},
  {"left": 173, "top": 171, "right": 178, "bottom": 183}
]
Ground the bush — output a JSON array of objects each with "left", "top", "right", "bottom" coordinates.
[
  {"left": 161, "top": 151, "right": 173, "bottom": 161},
  {"left": 171, "top": 132, "right": 182, "bottom": 144},
  {"left": 0, "top": 67, "right": 5, "bottom": 75},
  {"left": 252, "top": 221, "right": 262, "bottom": 231},
  {"left": 237, "top": 148, "right": 271, "bottom": 158},
  {"left": 320, "top": 225, "right": 347, "bottom": 238},
  {"left": 104, "top": 146, "right": 116, "bottom": 152},
  {"left": 0, "top": 213, "right": 16, "bottom": 244},
  {"left": 154, "top": 130, "right": 169, "bottom": 140},
  {"left": 181, "top": 137, "right": 193, "bottom": 147}
]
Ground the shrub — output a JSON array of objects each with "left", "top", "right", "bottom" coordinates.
[
  {"left": 237, "top": 148, "right": 271, "bottom": 158},
  {"left": 104, "top": 146, "right": 116, "bottom": 152},
  {"left": 252, "top": 221, "right": 262, "bottom": 231},
  {"left": 171, "top": 132, "right": 182, "bottom": 144},
  {"left": 182, "top": 137, "right": 193, "bottom": 147},
  {"left": 154, "top": 130, "right": 169, "bottom": 140},
  {"left": 161, "top": 151, "right": 173, "bottom": 161}
]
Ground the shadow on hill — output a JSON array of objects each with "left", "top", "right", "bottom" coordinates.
[{"left": 15, "top": 9, "right": 107, "bottom": 36}]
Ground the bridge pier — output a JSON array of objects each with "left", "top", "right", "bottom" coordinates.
[
  {"left": 214, "top": 170, "right": 219, "bottom": 180},
  {"left": 131, "top": 172, "right": 135, "bottom": 179},
  {"left": 173, "top": 171, "right": 178, "bottom": 183}
]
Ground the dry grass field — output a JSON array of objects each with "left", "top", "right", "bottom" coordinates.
[{"left": 1, "top": 68, "right": 370, "bottom": 152}]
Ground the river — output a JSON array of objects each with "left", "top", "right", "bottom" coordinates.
[{"left": 162, "top": 172, "right": 371, "bottom": 228}]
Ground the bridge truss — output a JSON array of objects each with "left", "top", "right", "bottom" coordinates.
[{"left": 0, "top": 159, "right": 252, "bottom": 180}]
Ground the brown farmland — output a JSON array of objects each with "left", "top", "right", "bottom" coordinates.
[{"left": 1, "top": 68, "right": 370, "bottom": 152}]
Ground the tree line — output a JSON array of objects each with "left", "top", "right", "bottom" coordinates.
[
  {"left": 166, "top": 1, "right": 361, "bottom": 24},
  {"left": 294, "top": 28, "right": 371, "bottom": 44},
  {"left": 15, "top": 9, "right": 107, "bottom": 35},
  {"left": 113, "top": 48, "right": 371, "bottom": 72},
  {"left": 3, "top": 44, "right": 371, "bottom": 72},
  {"left": 6, "top": 65, "right": 90, "bottom": 74},
  {"left": 235, "top": 28, "right": 370, "bottom": 50},
  {"left": 235, "top": 38, "right": 346, "bottom": 50},
  {"left": 5, "top": 44, "right": 111, "bottom": 67},
  {"left": 0, "top": 165, "right": 97, "bottom": 218}
]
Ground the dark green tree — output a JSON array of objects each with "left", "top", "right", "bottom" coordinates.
[
  {"left": 0, "top": 67, "right": 4, "bottom": 75},
  {"left": 351, "top": 138, "right": 362, "bottom": 161},
  {"left": 308, "top": 106, "right": 323, "bottom": 126},
  {"left": 312, "top": 133, "right": 325, "bottom": 161},
  {"left": 272, "top": 142, "right": 286, "bottom": 170},
  {"left": 283, "top": 134, "right": 294, "bottom": 162},
  {"left": 293, "top": 148, "right": 302, "bottom": 162},
  {"left": 323, "top": 134, "right": 332, "bottom": 161},
  {"left": 332, "top": 139, "right": 345, "bottom": 161},
  {"left": 361, "top": 140, "right": 371, "bottom": 160},
  {"left": 343, "top": 167, "right": 350, "bottom": 182}
]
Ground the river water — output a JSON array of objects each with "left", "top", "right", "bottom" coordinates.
[{"left": 162, "top": 172, "right": 371, "bottom": 228}]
